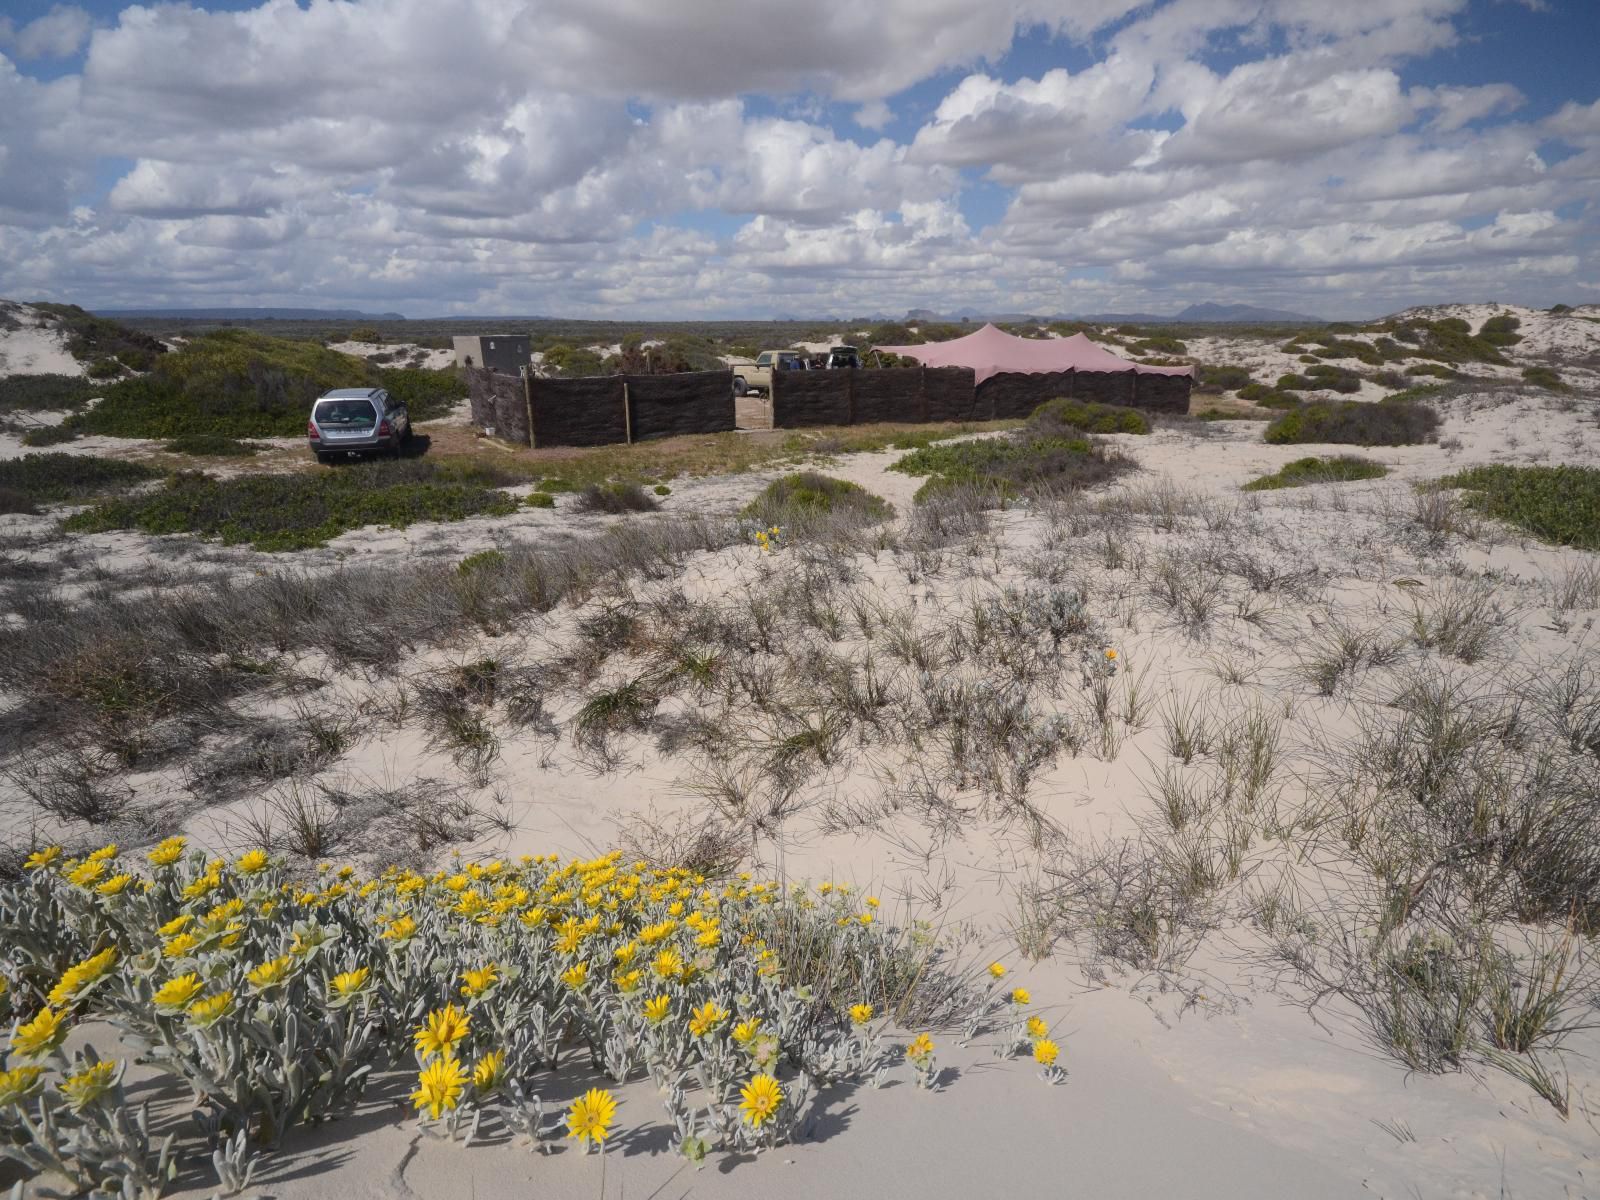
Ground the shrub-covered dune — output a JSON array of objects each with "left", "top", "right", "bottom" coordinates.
[{"left": 65, "top": 329, "right": 463, "bottom": 439}]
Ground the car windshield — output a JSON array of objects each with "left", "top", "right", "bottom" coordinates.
[{"left": 315, "top": 400, "right": 377, "bottom": 427}]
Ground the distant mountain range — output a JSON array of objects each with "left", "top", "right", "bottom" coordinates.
[
  {"left": 95, "top": 307, "right": 407, "bottom": 321},
  {"left": 905, "top": 302, "right": 1324, "bottom": 325}
]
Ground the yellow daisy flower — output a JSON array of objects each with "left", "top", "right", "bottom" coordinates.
[
  {"left": 559, "top": 962, "right": 589, "bottom": 990},
  {"left": 1010, "top": 988, "right": 1031, "bottom": 1006},
  {"left": 739, "top": 1073, "right": 783, "bottom": 1128},
  {"left": 1033, "top": 1038, "right": 1060, "bottom": 1067},
  {"left": 146, "top": 837, "right": 186, "bottom": 866},
  {"left": 59, "top": 1059, "right": 118, "bottom": 1110},
  {"left": 329, "top": 967, "right": 371, "bottom": 1000},
  {"left": 10, "top": 1007, "right": 69, "bottom": 1058},
  {"left": 235, "top": 850, "right": 271, "bottom": 874},
  {"left": 0, "top": 1065, "right": 44, "bottom": 1107},
  {"left": 907, "top": 1033, "right": 934, "bottom": 1062},
  {"left": 566, "top": 1087, "right": 617, "bottom": 1145},
  {"left": 411, "top": 1054, "right": 467, "bottom": 1120},
  {"left": 472, "top": 1050, "right": 504, "bottom": 1092},
  {"left": 849, "top": 1003, "right": 874, "bottom": 1025},
  {"left": 643, "top": 994, "right": 671, "bottom": 1023},
  {"left": 414, "top": 1004, "right": 470, "bottom": 1059},
  {"left": 153, "top": 973, "right": 205, "bottom": 1010},
  {"left": 246, "top": 956, "right": 294, "bottom": 991},
  {"left": 24, "top": 846, "right": 63, "bottom": 872},
  {"left": 688, "top": 1000, "right": 729, "bottom": 1038},
  {"left": 47, "top": 948, "right": 118, "bottom": 1008},
  {"left": 188, "top": 991, "right": 236, "bottom": 1027}
]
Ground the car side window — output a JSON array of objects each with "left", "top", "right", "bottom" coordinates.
[{"left": 756, "top": 353, "right": 771, "bottom": 366}]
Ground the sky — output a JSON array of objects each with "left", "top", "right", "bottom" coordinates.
[{"left": 0, "top": 0, "right": 1597, "bottom": 319}]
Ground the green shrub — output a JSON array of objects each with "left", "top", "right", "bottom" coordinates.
[
  {"left": 85, "top": 358, "right": 124, "bottom": 380},
  {"left": 524, "top": 491, "right": 556, "bottom": 508},
  {"left": 20, "top": 425, "right": 80, "bottom": 447},
  {"left": 653, "top": 484, "right": 672, "bottom": 496},
  {"left": 1478, "top": 314, "right": 1522, "bottom": 347},
  {"left": 538, "top": 478, "right": 577, "bottom": 493},
  {"left": 741, "top": 472, "right": 892, "bottom": 526},
  {"left": 162, "top": 434, "right": 261, "bottom": 457},
  {"left": 1405, "top": 364, "right": 1457, "bottom": 379},
  {"left": 573, "top": 482, "right": 661, "bottom": 515},
  {"left": 1521, "top": 366, "right": 1569, "bottom": 392},
  {"left": 1265, "top": 401, "right": 1439, "bottom": 447},
  {"left": 457, "top": 549, "right": 507, "bottom": 575},
  {"left": 1278, "top": 367, "right": 1361, "bottom": 394},
  {"left": 1441, "top": 465, "right": 1600, "bottom": 549},
  {"left": 0, "top": 487, "right": 37, "bottom": 515},
  {"left": 0, "top": 374, "right": 98, "bottom": 414},
  {"left": 1195, "top": 409, "right": 1263, "bottom": 422},
  {"left": 1239, "top": 382, "right": 1298, "bottom": 408},
  {"left": 1298, "top": 354, "right": 1321, "bottom": 364},
  {"left": 0, "top": 453, "right": 161, "bottom": 505},
  {"left": 1130, "top": 336, "right": 1186, "bottom": 356},
  {"left": 65, "top": 459, "right": 520, "bottom": 551},
  {"left": 891, "top": 433, "right": 1131, "bottom": 503},
  {"left": 1243, "top": 456, "right": 1388, "bottom": 491},
  {"left": 1029, "top": 398, "right": 1150, "bottom": 435},
  {"left": 374, "top": 366, "right": 462, "bottom": 421},
  {"left": 1197, "top": 364, "right": 1253, "bottom": 391}
]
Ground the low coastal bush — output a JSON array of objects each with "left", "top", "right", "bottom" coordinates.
[
  {"left": 0, "top": 374, "right": 99, "bottom": 414},
  {"left": 573, "top": 482, "right": 661, "bottom": 515},
  {"left": 1441, "top": 465, "right": 1600, "bottom": 549},
  {"left": 0, "top": 454, "right": 160, "bottom": 506},
  {"left": 1030, "top": 398, "right": 1150, "bottom": 436},
  {"left": 1196, "top": 364, "right": 1253, "bottom": 391},
  {"left": 20, "top": 425, "right": 80, "bottom": 447},
  {"left": 1265, "top": 401, "right": 1439, "bottom": 447},
  {"left": 1243, "top": 456, "right": 1388, "bottom": 492},
  {"left": 1521, "top": 366, "right": 1569, "bottom": 393},
  {"left": 1277, "top": 365, "right": 1362, "bottom": 394},
  {"left": 65, "top": 459, "right": 521, "bottom": 551},
  {"left": 891, "top": 432, "right": 1132, "bottom": 503},
  {"left": 741, "top": 472, "right": 892, "bottom": 530},
  {"left": 0, "top": 844, "right": 1051, "bottom": 1188}
]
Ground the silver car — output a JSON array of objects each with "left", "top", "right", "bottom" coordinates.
[{"left": 307, "top": 388, "right": 411, "bottom": 463}]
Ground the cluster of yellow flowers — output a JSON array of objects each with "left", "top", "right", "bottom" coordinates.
[
  {"left": 3, "top": 842, "right": 1062, "bottom": 1176},
  {"left": 752, "top": 524, "right": 783, "bottom": 553}
]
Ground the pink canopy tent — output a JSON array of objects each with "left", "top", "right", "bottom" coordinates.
[{"left": 875, "top": 323, "right": 1194, "bottom": 386}]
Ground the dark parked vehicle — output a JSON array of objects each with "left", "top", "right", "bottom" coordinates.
[
  {"left": 307, "top": 388, "right": 411, "bottom": 462},
  {"left": 826, "top": 345, "right": 860, "bottom": 369}
]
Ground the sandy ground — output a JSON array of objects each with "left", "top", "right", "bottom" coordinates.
[{"left": 4, "top": 302, "right": 1600, "bottom": 1199}]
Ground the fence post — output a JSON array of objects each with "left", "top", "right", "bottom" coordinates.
[
  {"left": 521, "top": 367, "right": 536, "bottom": 448},
  {"left": 622, "top": 379, "right": 633, "bottom": 445}
]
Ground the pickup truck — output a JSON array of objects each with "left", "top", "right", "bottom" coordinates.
[{"left": 732, "top": 350, "right": 805, "bottom": 397}]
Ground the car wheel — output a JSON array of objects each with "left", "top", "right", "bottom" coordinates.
[
  {"left": 732, "top": 376, "right": 748, "bottom": 397},
  {"left": 314, "top": 451, "right": 334, "bottom": 465}
]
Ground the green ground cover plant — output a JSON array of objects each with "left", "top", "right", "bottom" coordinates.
[
  {"left": 1030, "top": 398, "right": 1150, "bottom": 435},
  {"left": 1440, "top": 465, "right": 1600, "bottom": 549},
  {"left": 0, "top": 454, "right": 161, "bottom": 515},
  {"left": 1243, "top": 456, "right": 1388, "bottom": 491},
  {"left": 65, "top": 459, "right": 521, "bottom": 551},
  {"left": 1265, "top": 401, "right": 1439, "bottom": 447},
  {"left": 0, "top": 375, "right": 100, "bottom": 415},
  {"left": 890, "top": 432, "right": 1132, "bottom": 502}
]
